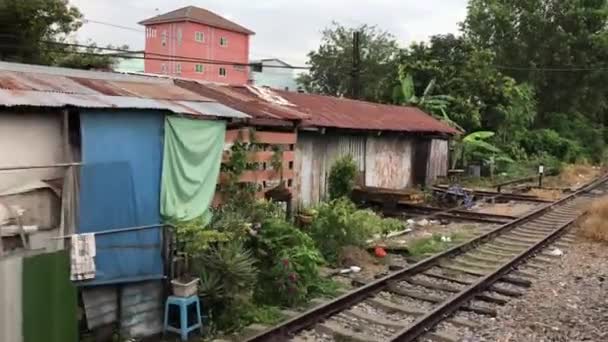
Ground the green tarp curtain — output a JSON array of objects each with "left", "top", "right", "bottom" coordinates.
[{"left": 160, "top": 116, "right": 226, "bottom": 221}]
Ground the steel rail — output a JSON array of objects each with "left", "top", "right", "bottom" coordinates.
[
  {"left": 389, "top": 174, "right": 607, "bottom": 341},
  {"left": 245, "top": 174, "right": 607, "bottom": 342}
]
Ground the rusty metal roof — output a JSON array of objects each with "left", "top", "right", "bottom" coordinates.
[
  {"left": 138, "top": 6, "right": 255, "bottom": 35},
  {"left": 0, "top": 62, "right": 248, "bottom": 119},
  {"left": 175, "top": 80, "right": 457, "bottom": 134},
  {"left": 175, "top": 80, "right": 307, "bottom": 126},
  {"left": 275, "top": 90, "right": 458, "bottom": 135}
]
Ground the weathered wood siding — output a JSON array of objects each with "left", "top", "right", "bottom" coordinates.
[
  {"left": 365, "top": 136, "right": 414, "bottom": 189},
  {"left": 296, "top": 132, "right": 425, "bottom": 207},
  {"left": 295, "top": 133, "right": 366, "bottom": 207},
  {"left": 426, "top": 139, "right": 449, "bottom": 184}
]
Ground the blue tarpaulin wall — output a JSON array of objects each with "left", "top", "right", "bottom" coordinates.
[{"left": 78, "top": 110, "right": 164, "bottom": 285}]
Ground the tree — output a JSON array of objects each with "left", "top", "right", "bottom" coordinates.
[
  {"left": 393, "top": 69, "right": 462, "bottom": 131},
  {"left": 297, "top": 22, "right": 401, "bottom": 102},
  {"left": 398, "top": 34, "right": 535, "bottom": 135},
  {"left": 463, "top": 0, "right": 608, "bottom": 126},
  {"left": 0, "top": 0, "right": 118, "bottom": 69}
]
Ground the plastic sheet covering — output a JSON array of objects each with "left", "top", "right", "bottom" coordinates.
[
  {"left": 78, "top": 111, "right": 164, "bottom": 284},
  {"left": 160, "top": 117, "right": 226, "bottom": 221}
]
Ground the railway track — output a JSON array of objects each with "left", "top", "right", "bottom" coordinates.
[{"left": 245, "top": 175, "right": 608, "bottom": 342}]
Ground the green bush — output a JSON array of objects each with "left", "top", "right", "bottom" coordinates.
[
  {"left": 518, "top": 129, "right": 582, "bottom": 163},
  {"left": 309, "top": 198, "right": 403, "bottom": 263},
  {"left": 328, "top": 155, "right": 357, "bottom": 200},
  {"left": 253, "top": 218, "right": 329, "bottom": 307},
  {"left": 192, "top": 242, "right": 259, "bottom": 332}
]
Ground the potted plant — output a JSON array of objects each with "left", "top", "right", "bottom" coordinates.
[
  {"left": 170, "top": 252, "right": 200, "bottom": 297},
  {"left": 298, "top": 208, "right": 316, "bottom": 225}
]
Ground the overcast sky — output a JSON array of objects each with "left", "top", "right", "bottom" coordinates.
[{"left": 69, "top": 0, "right": 468, "bottom": 65}]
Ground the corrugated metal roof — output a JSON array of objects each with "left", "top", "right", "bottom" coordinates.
[
  {"left": 176, "top": 80, "right": 457, "bottom": 134},
  {"left": 175, "top": 79, "right": 306, "bottom": 126},
  {"left": 0, "top": 89, "right": 247, "bottom": 118},
  {"left": 275, "top": 90, "right": 458, "bottom": 135},
  {"left": 138, "top": 6, "right": 255, "bottom": 35},
  {"left": 0, "top": 62, "right": 249, "bottom": 119}
]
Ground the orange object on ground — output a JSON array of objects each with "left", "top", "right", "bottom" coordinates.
[{"left": 374, "top": 246, "right": 387, "bottom": 258}]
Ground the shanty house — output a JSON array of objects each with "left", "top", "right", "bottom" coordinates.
[
  {"left": 0, "top": 61, "right": 248, "bottom": 342},
  {"left": 174, "top": 81, "right": 457, "bottom": 208}
]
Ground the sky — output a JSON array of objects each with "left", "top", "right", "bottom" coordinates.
[{"left": 69, "top": 0, "right": 468, "bottom": 66}]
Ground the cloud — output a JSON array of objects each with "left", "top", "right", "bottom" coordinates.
[{"left": 69, "top": 0, "right": 467, "bottom": 65}]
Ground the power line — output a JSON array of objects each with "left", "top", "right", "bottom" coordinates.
[
  {"left": 494, "top": 64, "right": 608, "bottom": 72},
  {"left": 83, "top": 19, "right": 144, "bottom": 33},
  {"left": 40, "top": 41, "right": 311, "bottom": 70}
]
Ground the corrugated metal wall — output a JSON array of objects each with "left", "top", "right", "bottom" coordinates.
[
  {"left": 79, "top": 110, "right": 164, "bottom": 285},
  {"left": 426, "top": 139, "right": 449, "bottom": 184},
  {"left": 0, "top": 251, "right": 77, "bottom": 342},
  {"left": 365, "top": 136, "right": 414, "bottom": 189}
]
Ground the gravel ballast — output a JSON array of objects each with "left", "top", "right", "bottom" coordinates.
[{"left": 472, "top": 237, "right": 608, "bottom": 342}]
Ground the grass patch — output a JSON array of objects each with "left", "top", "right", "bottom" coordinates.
[
  {"left": 406, "top": 233, "right": 468, "bottom": 257},
  {"left": 578, "top": 198, "right": 608, "bottom": 243},
  {"left": 240, "top": 304, "right": 286, "bottom": 326}
]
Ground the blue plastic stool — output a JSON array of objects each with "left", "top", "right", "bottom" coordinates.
[{"left": 163, "top": 295, "right": 202, "bottom": 341}]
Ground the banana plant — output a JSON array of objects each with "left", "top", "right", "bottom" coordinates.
[
  {"left": 451, "top": 131, "right": 513, "bottom": 170},
  {"left": 395, "top": 69, "right": 463, "bottom": 132}
]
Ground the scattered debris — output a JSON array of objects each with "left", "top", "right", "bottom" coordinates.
[
  {"left": 339, "top": 266, "right": 362, "bottom": 274},
  {"left": 547, "top": 248, "right": 564, "bottom": 256},
  {"left": 374, "top": 247, "right": 387, "bottom": 258}
]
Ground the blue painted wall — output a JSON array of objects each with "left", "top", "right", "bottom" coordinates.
[{"left": 78, "top": 110, "right": 164, "bottom": 285}]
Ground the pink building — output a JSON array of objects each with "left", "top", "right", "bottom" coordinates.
[{"left": 139, "top": 6, "right": 254, "bottom": 84}]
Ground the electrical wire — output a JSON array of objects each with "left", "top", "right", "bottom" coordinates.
[{"left": 37, "top": 41, "right": 311, "bottom": 69}]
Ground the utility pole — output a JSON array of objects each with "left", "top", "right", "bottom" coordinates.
[{"left": 351, "top": 30, "right": 361, "bottom": 99}]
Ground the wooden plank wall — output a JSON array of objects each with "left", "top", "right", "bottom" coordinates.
[{"left": 215, "top": 128, "right": 297, "bottom": 205}]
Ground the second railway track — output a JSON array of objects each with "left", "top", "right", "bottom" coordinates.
[{"left": 245, "top": 175, "right": 608, "bottom": 342}]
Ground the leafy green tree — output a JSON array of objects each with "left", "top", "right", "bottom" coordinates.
[
  {"left": 399, "top": 34, "right": 527, "bottom": 133},
  {"left": 463, "top": 0, "right": 608, "bottom": 127},
  {"left": 0, "top": 0, "right": 119, "bottom": 69},
  {"left": 298, "top": 22, "right": 401, "bottom": 102}
]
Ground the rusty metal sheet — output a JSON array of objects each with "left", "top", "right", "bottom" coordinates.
[
  {"left": 276, "top": 89, "right": 459, "bottom": 134},
  {"left": 0, "top": 89, "right": 248, "bottom": 119},
  {"left": 71, "top": 78, "right": 208, "bottom": 101},
  {"left": 0, "top": 61, "right": 170, "bottom": 83},
  {"left": 175, "top": 79, "right": 307, "bottom": 122}
]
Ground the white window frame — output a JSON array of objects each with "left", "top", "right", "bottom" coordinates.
[
  {"left": 195, "top": 31, "right": 205, "bottom": 43},
  {"left": 220, "top": 37, "right": 228, "bottom": 47},
  {"left": 177, "top": 28, "right": 183, "bottom": 46},
  {"left": 161, "top": 63, "right": 167, "bottom": 74},
  {"left": 195, "top": 64, "right": 204, "bottom": 73},
  {"left": 175, "top": 63, "right": 181, "bottom": 74},
  {"left": 219, "top": 67, "right": 227, "bottom": 77}
]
